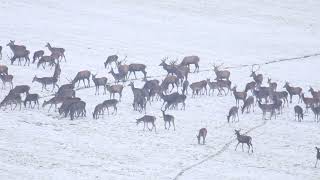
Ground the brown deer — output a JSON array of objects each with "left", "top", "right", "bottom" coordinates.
[
  {"left": 106, "top": 84, "right": 123, "bottom": 101},
  {"left": 315, "top": 147, "right": 320, "bottom": 168},
  {"left": 32, "top": 76, "right": 59, "bottom": 92},
  {"left": 250, "top": 65, "right": 263, "bottom": 85},
  {"left": 136, "top": 115, "right": 156, "bottom": 132},
  {"left": 0, "top": 74, "right": 13, "bottom": 89},
  {"left": 104, "top": 54, "right": 118, "bottom": 69},
  {"left": 32, "top": 50, "right": 44, "bottom": 63},
  {"left": 231, "top": 86, "right": 247, "bottom": 106},
  {"left": 283, "top": 82, "right": 302, "bottom": 103},
  {"left": 197, "top": 128, "right": 207, "bottom": 144},
  {"left": 180, "top": 55, "right": 200, "bottom": 73},
  {"left": 0, "top": 65, "right": 8, "bottom": 75},
  {"left": 72, "top": 70, "right": 91, "bottom": 88},
  {"left": 45, "top": 43, "right": 66, "bottom": 62},
  {"left": 294, "top": 105, "right": 303, "bottom": 122},
  {"left": 267, "top": 78, "right": 277, "bottom": 91},
  {"left": 213, "top": 63, "right": 230, "bottom": 80},
  {"left": 92, "top": 74, "right": 108, "bottom": 95},
  {"left": 128, "top": 63, "right": 147, "bottom": 79},
  {"left": 234, "top": 129, "right": 253, "bottom": 153}
]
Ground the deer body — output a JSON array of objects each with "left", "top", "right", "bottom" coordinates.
[{"left": 197, "top": 128, "right": 207, "bottom": 144}]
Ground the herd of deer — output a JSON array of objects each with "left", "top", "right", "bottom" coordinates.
[{"left": 0, "top": 40, "right": 320, "bottom": 167}]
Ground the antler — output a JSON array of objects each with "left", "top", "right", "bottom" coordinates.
[{"left": 161, "top": 56, "right": 168, "bottom": 62}]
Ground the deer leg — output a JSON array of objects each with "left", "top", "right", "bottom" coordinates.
[
  {"left": 133, "top": 72, "right": 137, "bottom": 79},
  {"left": 315, "top": 159, "right": 318, "bottom": 168},
  {"left": 247, "top": 143, "right": 251, "bottom": 153},
  {"left": 241, "top": 143, "right": 244, "bottom": 152},
  {"left": 172, "top": 120, "right": 176, "bottom": 131},
  {"left": 235, "top": 142, "right": 240, "bottom": 151}
]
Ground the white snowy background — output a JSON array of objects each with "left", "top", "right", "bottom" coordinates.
[{"left": 0, "top": 0, "right": 320, "bottom": 179}]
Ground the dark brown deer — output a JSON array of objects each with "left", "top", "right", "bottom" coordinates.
[
  {"left": 55, "top": 88, "right": 76, "bottom": 98},
  {"left": 104, "top": 54, "right": 118, "bottom": 69},
  {"left": 311, "top": 105, "right": 320, "bottom": 122},
  {"left": 128, "top": 63, "right": 147, "bottom": 79},
  {"left": 231, "top": 86, "right": 247, "bottom": 106},
  {"left": 72, "top": 70, "right": 91, "bottom": 88},
  {"left": 159, "top": 57, "right": 176, "bottom": 75},
  {"left": 244, "top": 81, "right": 256, "bottom": 93},
  {"left": 294, "top": 105, "right": 303, "bottom": 122},
  {"left": 37, "top": 55, "right": 56, "bottom": 69},
  {"left": 92, "top": 74, "right": 108, "bottom": 95},
  {"left": 182, "top": 79, "right": 189, "bottom": 95},
  {"left": 241, "top": 96, "right": 254, "bottom": 114},
  {"left": 250, "top": 65, "right": 263, "bottom": 85},
  {"left": 116, "top": 56, "right": 129, "bottom": 80},
  {"left": 234, "top": 129, "right": 253, "bottom": 153},
  {"left": 315, "top": 147, "right": 320, "bottom": 168},
  {"left": 0, "top": 74, "right": 13, "bottom": 89},
  {"left": 180, "top": 55, "right": 200, "bottom": 73},
  {"left": 283, "top": 82, "right": 302, "bottom": 103},
  {"left": 7, "top": 41, "right": 30, "bottom": 66},
  {"left": 227, "top": 106, "right": 239, "bottom": 123},
  {"left": 206, "top": 79, "right": 222, "bottom": 96},
  {"left": 69, "top": 101, "right": 86, "bottom": 120},
  {"left": 9, "top": 85, "right": 30, "bottom": 96},
  {"left": 45, "top": 43, "right": 66, "bottom": 62},
  {"left": 136, "top": 115, "right": 156, "bottom": 132},
  {"left": 32, "top": 76, "right": 59, "bottom": 92},
  {"left": 197, "top": 128, "right": 207, "bottom": 145},
  {"left": 109, "top": 68, "right": 125, "bottom": 83},
  {"left": 258, "top": 100, "right": 276, "bottom": 120},
  {"left": 32, "top": 50, "right": 44, "bottom": 63},
  {"left": 24, "top": 93, "right": 39, "bottom": 109},
  {"left": 102, "top": 99, "right": 118, "bottom": 115},
  {"left": 213, "top": 63, "right": 230, "bottom": 80},
  {"left": 161, "top": 75, "right": 179, "bottom": 93},
  {"left": 216, "top": 79, "right": 232, "bottom": 96},
  {"left": 0, "top": 93, "right": 22, "bottom": 110},
  {"left": 0, "top": 65, "right": 8, "bottom": 75}
]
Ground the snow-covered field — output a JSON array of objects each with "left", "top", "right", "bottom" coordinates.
[{"left": 0, "top": 0, "right": 320, "bottom": 179}]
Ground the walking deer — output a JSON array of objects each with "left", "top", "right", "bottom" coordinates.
[
  {"left": 180, "top": 55, "right": 199, "bottom": 73},
  {"left": 128, "top": 63, "right": 147, "bottom": 79},
  {"left": 234, "top": 129, "right": 253, "bottom": 153},
  {"left": 32, "top": 76, "right": 59, "bottom": 91},
  {"left": 37, "top": 55, "right": 56, "bottom": 69},
  {"left": 283, "top": 82, "right": 302, "bottom": 103},
  {"left": 161, "top": 110, "right": 175, "bottom": 130},
  {"left": 24, "top": 93, "right": 39, "bottom": 109},
  {"left": 136, "top": 115, "right": 156, "bottom": 132},
  {"left": 197, "top": 128, "right": 207, "bottom": 145}
]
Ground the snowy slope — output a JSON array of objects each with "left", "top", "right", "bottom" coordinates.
[{"left": 0, "top": 0, "right": 320, "bottom": 179}]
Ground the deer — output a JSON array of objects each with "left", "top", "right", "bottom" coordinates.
[
  {"left": 227, "top": 106, "right": 239, "bottom": 123},
  {"left": 165, "top": 94, "right": 186, "bottom": 110},
  {"left": 250, "top": 65, "right": 263, "bottom": 86},
  {"left": 142, "top": 79, "right": 160, "bottom": 101},
  {"left": 10, "top": 49, "right": 30, "bottom": 66},
  {"left": 0, "top": 74, "right": 13, "bottom": 89},
  {"left": 311, "top": 105, "right": 320, "bottom": 122},
  {"left": 69, "top": 101, "right": 86, "bottom": 120},
  {"left": 283, "top": 82, "right": 302, "bottom": 103},
  {"left": 45, "top": 43, "right": 66, "bottom": 62},
  {"left": 116, "top": 56, "right": 129, "bottom": 80},
  {"left": 57, "top": 83, "right": 74, "bottom": 93},
  {"left": 190, "top": 80, "right": 207, "bottom": 97},
  {"left": 24, "top": 93, "right": 39, "bottom": 109},
  {"left": 72, "top": 70, "right": 91, "bottom": 88},
  {"left": 161, "top": 75, "right": 179, "bottom": 93},
  {"left": 271, "top": 91, "right": 289, "bottom": 107},
  {"left": 197, "top": 128, "right": 207, "bottom": 145},
  {"left": 309, "top": 87, "right": 320, "bottom": 101},
  {"left": 136, "top": 115, "right": 156, "bottom": 132},
  {"left": 93, "top": 103, "right": 105, "bottom": 119},
  {"left": 32, "top": 76, "right": 59, "bottom": 92},
  {"left": 55, "top": 88, "right": 76, "bottom": 98},
  {"left": 109, "top": 68, "right": 125, "bottom": 83},
  {"left": 315, "top": 147, "right": 320, "bottom": 168},
  {"left": 234, "top": 129, "right": 253, "bottom": 153},
  {"left": 0, "top": 93, "right": 22, "bottom": 110},
  {"left": 159, "top": 57, "right": 176, "bottom": 75},
  {"left": 182, "top": 80, "right": 189, "bottom": 95},
  {"left": 104, "top": 54, "right": 118, "bottom": 69},
  {"left": 294, "top": 105, "right": 303, "bottom": 122},
  {"left": 58, "top": 98, "right": 81, "bottom": 116},
  {"left": 161, "top": 110, "right": 175, "bottom": 130},
  {"left": 128, "top": 63, "right": 147, "bottom": 79},
  {"left": 37, "top": 55, "right": 56, "bottom": 69},
  {"left": 302, "top": 93, "right": 318, "bottom": 112},
  {"left": 231, "top": 86, "right": 247, "bottom": 107},
  {"left": 0, "top": 65, "right": 8, "bottom": 75},
  {"left": 258, "top": 100, "right": 276, "bottom": 120},
  {"left": 244, "top": 81, "right": 256, "bottom": 93},
  {"left": 253, "top": 89, "right": 270, "bottom": 104},
  {"left": 213, "top": 63, "right": 230, "bottom": 80},
  {"left": 206, "top": 79, "right": 223, "bottom": 96},
  {"left": 32, "top": 50, "right": 44, "bottom": 63},
  {"left": 42, "top": 96, "right": 71, "bottom": 112},
  {"left": 180, "top": 55, "right": 200, "bottom": 73},
  {"left": 106, "top": 84, "right": 123, "bottom": 101},
  {"left": 102, "top": 99, "right": 118, "bottom": 115},
  {"left": 216, "top": 79, "right": 232, "bottom": 96},
  {"left": 53, "top": 63, "right": 61, "bottom": 80},
  {"left": 241, "top": 96, "right": 254, "bottom": 114},
  {"left": 9, "top": 85, "right": 30, "bottom": 96},
  {"left": 128, "top": 81, "right": 149, "bottom": 106},
  {"left": 159, "top": 92, "right": 180, "bottom": 109},
  {"left": 267, "top": 78, "right": 277, "bottom": 91},
  {"left": 133, "top": 94, "right": 147, "bottom": 113},
  {"left": 92, "top": 74, "right": 108, "bottom": 95}
]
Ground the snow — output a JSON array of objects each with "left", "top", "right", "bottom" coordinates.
[{"left": 0, "top": 0, "right": 320, "bottom": 179}]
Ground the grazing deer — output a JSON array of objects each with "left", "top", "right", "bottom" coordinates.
[
  {"left": 231, "top": 86, "right": 247, "bottom": 107},
  {"left": 9, "top": 85, "right": 30, "bottom": 96},
  {"left": 244, "top": 81, "right": 256, "bottom": 93},
  {"left": 24, "top": 93, "right": 39, "bottom": 109},
  {"left": 92, "top": 74, "right": 108, "bottom": 95},
  {"left": 128, "top": 63, "right": 147, "bottom": 79},
  {"left": 258, "top": 100, "right": 276, "bottom": 120},
  {"left": 234, "top": 129, "right": 253, "bottom": 153},
  {"left": 294, "top": 105, "right": 303, "bottom": 122},
  {"left": 0, "top": 93, "right": 22, "bottom": 110},
  {"left": 143, "top": 79, "right": 160, "bottom": 101},
  {"left": 57, "top": 83, "right": 74, "bottom": 95},
  {"left": 42, "top": 96, "right": 70, "bottom": 112},
  {"left": 311, "top": 105, "right": 320, "bottom": 122},
  {"left": 309, "top": 87, "right": 320, "bottom": 101},
  {"left": 250, "top": 65, "right": 263, "bottom": 85},
  {"left": 10, "top": 49, "right": 30, "bottom": 66},
  {"left": 72, "top": 70, "right": 91, "bottom": 88},
  {"left": 267, "top": 78, "right": 277, "bottom": 91},
  {"left": 37, "top": 55, "right": 56, "bottom": 69},
  {"left": 32, "top": 76, "right": 59, "bottom": 92},
  {"left": 180, "top": 55, "right": 200, "bottom": 73},
  {"left": 213, "top": 64, "right": 230, "bottom": 80},
  {"left": 69, "top": 101, "right": 86, "bottom": 120},
  {"left": 227, "top": 106, "right": 239, "bottom": 123},
  {"left": 197, "top": 128, "right": 207, "bottom": 145},
  {"left": 106, "top": 84, "right": 123, "bottom": 101},
  {"left": 0, "top": 74, "right": 13, "bottom": 89},
  {"left": 161, "top": 110, "right": 175, "bottom": 130},
  {"left": 58, "top": 98, "right": 81, "bottom": 116},
  {"left": 102, "top": 99, "right": 118, "bottom": 115},
  {"left": 93, "top": 103, "right": 105, "bottom": 119},
  {"left": 32, "top": 50, "right": 44, "bottom": 63},
  {"left": 0, "top": 65, "right": 8, "bottom": 75},
  {"left": 283, "top": 82, "right": 302, "bottom": 103},
  {"left": 161, "top": 75, "right": 179, "bottom": 93},
  {"left": 241, "top": 96, "right": 254, "bottom": 114},
  {"left": 109, "top": 68, "right": 125, "bottom": 83},
  {"left": 315, "top": 147, "right": 320, "bottom": 168},
  {"left": 182, "top": 80, "right": 189, "bottom": 95},
  {"left": 45, "top": 43, "right": 66, "bottom": 62},
  {"left": 302, "top": 93, "right": 318, "bottom": 112},
  {"left": 190, "top": 80, "right": 207, "bottom": 97},
  {"left": 136, "top": 115, "right": 157, "bottom": 132},
  {"left": 104, "top": 54, "right": 118, "bottom": 69}
]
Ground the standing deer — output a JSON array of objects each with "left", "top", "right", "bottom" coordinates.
[
  {"left": 258, "top": 100, "right": 276, "bottom": 120},
  {"left": 69, "top": 101, "right": 86, "bottom": 120},
  {"left": 104, "top": 54, "right": 118, "bottom": 69},
  {"left": 32, "top": 50, "right": 44, "bottom": 63},
  {"left": 161, "top": 75, "right": 179, "bottom": 93},
  {"left": 294, "top": 105, "right": 303, "bottom": 122},
  {"left": 0, "top": 74, "right": 13, "bottom": 89},
  {"left": 24, "top": 93, "right": 39, "bottom": 109},
  {"left": 45, "top": 43, "right": 66, "bottom": 62},
  {"left": 231, "top": 86, "right": 247, "bottom": 107},
  {"left": 241, "top": 96, "right": 254, "bottom": 114},
  {"left": 103, "top": 99, "right": 118, "bottom": 115},
  {"left": 234, "top": 129, "right": 253, "bottom": 153},
  {"left": 7, "top": 41, "right": 30, "bottom": 66},
  {"left": 213, "top": 64, "right": 230, "bottom": 80},
  {"left": 72, "top": 70, "right": 91, "bottom": 88},
  {"left": 206, "top": 79, "right": 222, "bottom": 96},
  {"left": 227, "top": 106, "right": 239, "bottom": 123},
  {"left": 92, "top": 74, "right": 108, "bottom": 95},
  {"left": 106, "top": 84, "right": 123, "bottom": 101},
  {"left": 182, "top": 79, "right": 189, "bottom": 95},
  {"left": 161, "top": 110, "right": 175, "bottom": 130},
  {"left": 309, "top": 87, "right": 320, "bottom": 101},
  {"left": 190, "top": 80, "right": 207, "bottom": 97},
  {"left": 109, "top": 68, "right": 125, "bottom": 83},
  {"left": 128, "top": 63, "right": 147, "bottom": 79},
  {"left": 136, "top": 115, "right": 157, "bottom": 132},
  {"left": 53, "top": 63, "right": 61, "bottom": 80},
  {"left": 32, "top": 76, "right": 59, "bottom": 92},
  {"left": 216, "top": 80, "right": 232, "bottom": 96},
  {"left": 311, "top": 105, "right": 320, "bottom": 122},
  {"left": 302, "top": 93, "right": 318, "bottom": 112},
  {"left": 37, "top": 55, "right": 56, "bottom": 69},
  {"left": 159, "top": 57, "right": 176, "bottom": 75},
  {"left": 0, "top": 65, "right": 8, "bottom": 75},
  {"left": 180, "top": 55, "right": 200, "bottom": 73},
  {"left": 283, "top": 82, "right": 302, "bottom": 103},
  {"left": 315, "top": 147, "right": 320, "bottom": 168},
  {"left": 197, "top": 128, "right": 207, "bottom": 145},
  {"left": 250, "top": 65, "right": 263, "bottom": 85},
  {"left": 244, "top": 81, "right": 256, "bottom": 93},
  {"left": 267, "top": 78, "right": 277, "bottom": 91}
]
